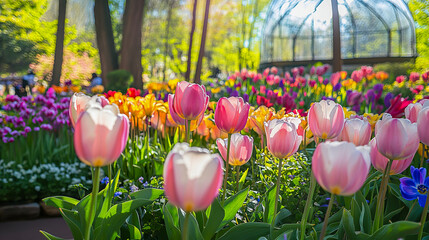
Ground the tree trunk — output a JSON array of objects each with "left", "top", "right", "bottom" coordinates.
[
  {"left": 94, "top": 0, "right": 118, "bottom": 87},
  {"left": 120, "top": 0, "right": 145, "bottom": 89},
  {"left": 51, "top": 0, "right": 67, "bottom": 86},
  {"left": 193, "top": 0, "right": 211, "bottom": 84},
  {"left": 185, "top": 0, "right": 198, "bottom": 82},
  {"left": 163, "top": 1, "right": 173, "bottom": 82},
  {"left": 247, "top": 0, "right": 258, "bottom": 69}
]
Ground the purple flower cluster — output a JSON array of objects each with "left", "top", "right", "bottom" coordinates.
[{"left": 1, "top": 93, "right": 71, "bottom": 143}]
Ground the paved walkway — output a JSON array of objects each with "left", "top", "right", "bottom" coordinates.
[{"left": 0, "top": 217, "right": 72, "bottom": 240}]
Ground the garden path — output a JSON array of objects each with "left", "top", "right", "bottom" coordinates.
[{"left": 0, "top": 217, "right": 72, "bottom": 240}]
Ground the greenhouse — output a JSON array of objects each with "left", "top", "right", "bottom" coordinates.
[{"left": 261, "top": 0, "right": 417, "bottom": 71}]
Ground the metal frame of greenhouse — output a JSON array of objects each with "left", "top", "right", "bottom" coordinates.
[{"left": 260, "top": 0, "right": 417, "bottom": 72}]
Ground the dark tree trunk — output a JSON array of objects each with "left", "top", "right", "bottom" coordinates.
[
  {"left": 163, "top": 2, "right": 173, "bottom": 82},
  {"left": 94, "top": 0, "right": 118, "bottom": 87},
  {"left": 120, "top": 0, "right": 145, "bottom": 89},
  {"left": 194, "top": 0, "right": 211, "bottom": 84},
  {"left": 51, "top": 0, "right": 67, "bottom": 86},
  {"left": 185, "top": 0, "right": 198, "bottom": 82}
]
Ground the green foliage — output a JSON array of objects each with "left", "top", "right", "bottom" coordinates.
[
  {"left": 106, "top": 70, "right": 134, "bottom": 93},
  {"left": 409, "top": 0, "right": 429, "bottom": 72}
]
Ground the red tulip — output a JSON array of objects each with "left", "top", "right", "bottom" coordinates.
[
  {"left": 385, "top": 95, "right": 413, "bottom": 118},
  {"left": 74, "top": 104, "right": 129, "bottom": 166},
  {"left": 169, "top": 81, "right": 209, "bottom": 121},
  {"left": 163, "top": 143, "right": 223, "bottom": 212},
  {"left": 215, "top": 97, "right": 250, "bottom": 134}
]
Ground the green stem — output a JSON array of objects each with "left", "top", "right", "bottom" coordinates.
[
  {"left": 418, "top": 191, "right": 429, "bottom": 240},
  {"left": 372, "top": 159, "right": 393, "bottom": 233},
  {"left": 182, "top": 211, "right": 190, "bottom": 240},
  {"left": 222, "top": 133, "right": 232, "bottom": 204},
  {"left": 236, "top": 166, "right": 241, "bottom": 193},
  {"left": 405, "top": 200, "right": 417, "bottom": 221},
  {"left": 107, "top": 164, "right": 112, "bottom": 210},
  {"left": 273, "top": 157, "right": 283, "bottom": 220},
  {"left": 421, "top": 144, "right": 425, "bottom": 168},
  {"left": 84, "top": 166, "right": 100, "bottom": 240},
  {"left": 320, "top": 193, "right": 335, "bottom": 240},
  {"left": 300, "top": 173, "right": 317, "bottom": 240}
]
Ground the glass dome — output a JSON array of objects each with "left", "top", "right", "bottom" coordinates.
[{"left": 261, "top": 0, "right": 417, "bottom": 70}]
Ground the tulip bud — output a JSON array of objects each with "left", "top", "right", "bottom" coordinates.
[
  {"left": 307, "top": 100, "right": 345, "bottom": 139},
  {"left": 217, "top": 133, "right": 253, "bottom": 166},
  {"left": 264, "top": 118, "right": 302, "bottom": 159},
  {"left": 215, "top": 97, "right": 250, "bottom": 134}
]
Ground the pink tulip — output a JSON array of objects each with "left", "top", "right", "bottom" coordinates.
[
  {"left": 168, "top": 95, "right": 204, "bottom": 126},
  {"left": 405, "top": 102, "right": 424, "bottom": 123},
  {"left": 312, "top": 142, "right": 371, "bottom": 196},
  {"left": 163, "top": 143, "right": 223, "bottom": 212},
  {"left": 307, "top": 100, "right": 345, "bottom": 139},
  {"left": 375, "top": 117, "right": 419, "bottom": 160},
  {"left": 215, "top": 97, "right": 250, "bottom": 134},
  {"left": 338, "top": 118, "right": 371, "bottom": 146},
  {"left": 74, "top": 104, "right": 129, "bottom": 167},
  {"left": 69, "top": 93, "right": 109, "bottom": 127},
  {"left": 169, "top": 81, "right": 209, "bottom": 121},
  {"left": 264, "top": 118, "right": 302, "bottom": 159},
  {"left": 216, "top": 133, "right": 253, "bottom": 166},
  {"left": 417, "top": 106, "right": 429, "bottom": 145},
  {"left": 369, "top": 138, "right": 413, "bottom": 175}
]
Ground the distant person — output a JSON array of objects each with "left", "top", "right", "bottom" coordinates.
[
  {"left": 90, "top": 73, "right": 102, "bottom": 87},
  {"left": 22, "top": 70, "right": 35, "bottom": 95}
]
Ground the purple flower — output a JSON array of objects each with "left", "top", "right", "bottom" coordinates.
[
  {"left": 243, "top": 93, "right": 249, "bottom": 103},
  {"left": 231, "top": 90, "right": 239, "bottom": 97},
  {"left": 384, "top": 92, "right": 394, "bottom": 108},
  {"left": 400, "top": 166, "right": 429, "bottom": 207},
  {"left": 373, "top": 83, "right": 384, "bottom": 92},
  {"left": 24, "top": 126, "right": 32, "bottom": 133},
  {"left": 130, "top": 185, "right": 139, "bottom": 193},
  {"left": 323, "top": 78, "right": 330, "bottom": 85},
  {"left": 34, "top": 127, "right": 40, "bottom": 131},
  {"left": 138, "top": 177, "right": 144, "bottom": 184},
  {"left": 41, "top": 124, "right": 53, "bottom": 131},
  {"left": 333, "top": 83, "right": 342, "bottom": 92},
  {"left": 143, "top": 181, "right": 149, "bottom": 188},
  {"left": 11, "top": 130, "right": 19, "bottom": 137}
]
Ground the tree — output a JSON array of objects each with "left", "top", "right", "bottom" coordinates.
[
  {"left": 94, "top": 0, "right": 119, "bottom": 86},
  {"left": 194, "top": 0, "right": 211, "bottom": 84},
  {"left": 409, "top": 0, "right": 429, "bottom": 72},
  {"left": 120, "top": 0, "right": 145, "bottom": 89},
  {"left": 185, "top": 0, "right": 198, "bottom": 81},
  {"left": 51, "top": 0, "right": 67, "bottom": 86}
]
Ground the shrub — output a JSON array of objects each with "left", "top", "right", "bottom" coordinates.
[{"left": 106, "top": 69, "right": 134, "bottom": 93}]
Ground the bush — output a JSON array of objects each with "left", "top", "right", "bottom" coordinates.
[{"left": 106, "top": 69, "right": 134, "bottom": 93}]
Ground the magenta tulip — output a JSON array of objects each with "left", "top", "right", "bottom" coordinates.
[
  {"left": 216, "top": 133, "right": 253, "bottom": 166},
  {"left": 375, "top": 117, "right": 419, "bottom": 160},
  {"left": 418, "top": 106, "right": 429, "bottom": 145},
  {"left": 264, "top": 118, "right": 302, "bottom": 159},
  {"left": 370, "top": 138, "right": 413, "bottom": 175},
  {"left": 338, "top": 118, "right": 371, "bottom": 146},
  {"left": 163, "top": 143, "right": 223, "bottom": 212},
  {"left": 312, "top": 141, "right": 370, "bottom": 196},
  {"left": 70, "top": 93, "right": 109, "bottom": 127},
  {"left": 169, "top": 81, "right": 209, "bottom": 121},
  {"left": 308, "top": 100, "right": 345, "bottom": 140},
  {"left": 74, "top": 104, "right": 129, "bottom": 167},
  {"left": 215, "top": 97, "right": 250, "bottom": 134}
]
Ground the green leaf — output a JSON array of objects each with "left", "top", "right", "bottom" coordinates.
[
  {"left": 94, "top": 170, "right": 121, "bottom": 230},
  {"left": 273, "top": 209, "right": 292, "bottom": 227},
  {"left": 218, "top": 222, "right": 271, "bottom": 240},
  {"left": 42, "top": 196, "right": 79, "bottom": 210},
  {"left": 40, "top": 231, "right": 66, "bottom": 240},
  {"left": 370, "top": 221, "right": 420, "bottom": 239},
  {"left": 96, "top": 199, "right": 154, "bottom": 240},
  {"left": 351, "top": 198, "right": 362, "bottom": 231},
  {"left": 127, "top": 224, "right": 142, "bottom": 240},
  {"left": 59, "top": 208, "right": 83, "bottom": 240},
  {"left": 178, "top": 210, "right": 204, "bottom": 240},
  {"left": 270, "top": 223, "right": 302, "bottom": 240},
  {"left": 129, "top": 188, "right": 164, "bottom": 201},
  {"left": 339, "top": 209, "right": 356, "bottom": 239},
  {"left": 383, "top": 207, "right": 404, "bottom": 224},
  {"left": 202, "top": 198, "right": 225, "bottom": 240},
  {"left": 163, "top": 204, "right": 181, "bottom": 240},
  {"left": 263, "top": 185, "right": 277, "bottom": 224},
  {"left": 354, "top": 191, "right": 371, "bottom": 234},
  {"left": 238, "top": 168, "right": 249, "bottom": 190},
  {"left": 220, "top": 187, "right": 249, "bottom": 229}
]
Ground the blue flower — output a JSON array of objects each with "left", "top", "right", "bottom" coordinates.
[
  {"left": 400, "top": 166, "right": 429, "bottom": 207},
  {"left": 114, "top": 192, "right": 122, "bottom": 198},
  {"left": 100, "top": 177, "right": 109, "bottom": 185},
  {"left": 138, "top": 176, "right": 144, "bottom": 184},
  {"left": 130, "top": 185, "right": 139, "bottom": 193}
]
